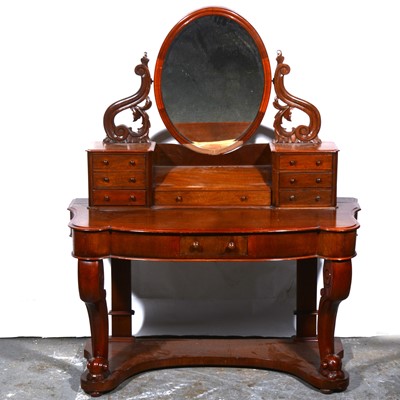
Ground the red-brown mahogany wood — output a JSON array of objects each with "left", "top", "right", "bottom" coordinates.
[{"left": 69, "top": 197, "right": 359, "bottom": 396}]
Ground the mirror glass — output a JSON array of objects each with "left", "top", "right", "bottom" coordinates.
[{"left": 154, "top": 8, "right": 271, "bottom": 154}]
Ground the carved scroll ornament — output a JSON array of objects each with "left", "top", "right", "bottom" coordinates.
[
  {"left": 103, "top": 53, "right": 152, "bottom": 144},
  {"left": 273, "top": 51, "right": 321, "bottom": 144}
]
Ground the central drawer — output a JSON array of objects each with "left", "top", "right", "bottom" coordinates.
[
  {"left": 180, "top": 236, "right": 248, "bottom": 258},
  {"left": 155, "top": 190, "right": 270, "bottom": 207}
]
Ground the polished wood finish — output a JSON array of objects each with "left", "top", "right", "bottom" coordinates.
[
  {"left": 273, "top": 51, "right": 321, "bottom": 143},
  {"left": 70, "top": 197, "right": 359, "bottom": 396},
  {"left": 87, "top": 142, "right": 155, "bottom": 207},
  {"left": 71, "top": 6, "right": 360, "bottom": 397},
  {"left": 103, "top": 54, "right": 152, "bottom": 144},
  {"left": 271, "top": 142, "right": 338, "bottom": 207}
]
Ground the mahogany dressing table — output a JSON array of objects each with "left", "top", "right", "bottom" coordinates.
[{"left": 69, "top": 7, "right": 360, "bottom": 397}]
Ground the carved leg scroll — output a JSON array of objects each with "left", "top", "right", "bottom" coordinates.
[
  {"left": 318, "top": 260, "right": 352, "bottom": 382},
  {"left": 78, "top": 260, "right": 110, "bottom": 386}
]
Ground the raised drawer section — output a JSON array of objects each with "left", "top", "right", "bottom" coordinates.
[
  {"left": 154, "top": 190, "right": 270, "bottom": 207},
  {"left": 92, "top": 171, "right": 146, "bottom": 189},
  {"left": 92, "top": 190, "right": 147, "bottom": 206},
  {"left": 91, "top": 154, "right": 147, "bottom": 170},
  {"left": 279, "top": 172, "right": 332, "bottom": 188},
  {"left": 279, "top": 154, "right": 332, "bottom": 170},
  {"left": 279, "top": 189, "right": 332, "bottom": 206},
  {"left": 180, "top": 236, "right": 248, "bottom": 258}
]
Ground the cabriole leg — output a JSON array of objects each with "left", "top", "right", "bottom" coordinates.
[
  {"left": 318, "top": 259, "right": 352, "bottom": 380},
  {"left": 78, "top": 259, "right": 110, "bottom": 383}
]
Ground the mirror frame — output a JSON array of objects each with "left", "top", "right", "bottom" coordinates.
[{"left": 154, "top": 7, "right": 272, "bottom": 153}]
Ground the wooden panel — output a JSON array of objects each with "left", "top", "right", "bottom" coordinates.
[
  {"left": 248, "top": 232, "right": 318, "bottom": 259},
  {"left": 110, "top": 233, "right": 180, "bottom": 259},
  {"left": 154, "top": 143, "right": 272, "bottom": 166},
  {"left": 154, "top": 165, "right": 271, "bottom": 189}
]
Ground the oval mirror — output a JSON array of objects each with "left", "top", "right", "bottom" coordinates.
[{"left": 154, "top": 7, "right": 272, "bottom": 155}]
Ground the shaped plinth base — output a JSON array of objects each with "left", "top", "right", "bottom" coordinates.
[{"left": 81, "top": 336, "right": 348, "bottom": 396}]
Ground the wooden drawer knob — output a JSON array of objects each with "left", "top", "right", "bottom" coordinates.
[
  {"left": 176, "top": 196, "right": 183, "bottom": 203},
  {"left": 289, "top": 160, "right": 296, "bottom": 166},
  {"left": 103, "top": 177, "right": 110, "bottom": 183},
  {"left": 190, "top": 241, "right": 202, "bottom": 252},
  {"left": 289, "top": 195, "right": 296, "bottom": 201},
  {"left": 290, "top": 178, "right": 296, "bottom": 184},
  {"left": 129, "top": 160, "right": 136, "bottom": 166},
  {"left": 316, "top": 160, "right": 322, "bottom": 166},
  {"left": 316, "top": 178, "right": 321, "bottom": 183},
  {"left": 315, "top": 196, "right": 321, "bottom": 202},
  {"left": 129, "top": 177, "right": 136, "bottom": 183},
  {"left": 104, "top": 195, "right": 110, "bottom": 201},
  {"left": 226, "top": 241, "right": 236, "bottom": 251},
  {"left": 130, "top": 195, "right": 136, "bottom": 202},
  {"left": 103, "top": 159, "right": 109, "bottom": 165}
]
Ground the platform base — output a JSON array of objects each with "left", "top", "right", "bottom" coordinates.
[{"left": 81, "top": 336, "right": 348, "bottom": 396}]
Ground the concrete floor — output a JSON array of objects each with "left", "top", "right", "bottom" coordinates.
[{"left": 0, "top": 337, "right": 399, "bottom": 399}]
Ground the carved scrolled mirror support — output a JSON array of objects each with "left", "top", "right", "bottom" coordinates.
[
  {"left": 103, "top": 53, "right": 152, "bottom": 144},
  {"left": 273, "top": 51, "right": 321, "bottom": 144}
]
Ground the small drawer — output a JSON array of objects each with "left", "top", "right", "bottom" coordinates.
[
  {"left": 279, "top": 189, "right": 333, "bottom": 206},
  {"left": 92, "top": 190, "right": 147, "bottom": 206},
  {"left": 180, "top": 236, "right": 248, "bottom": 258},
  {"left": 91, "top": 154, "right": 146, "bottom": 170},
  {"left": 279, "top": 172, "right": 332, "bottom": 188},
  {"left": 279, "top": 154, "right": 332, "bottom": 170},
  {"left": 92, "top": 171, "right": 146, "bottom": 189}
]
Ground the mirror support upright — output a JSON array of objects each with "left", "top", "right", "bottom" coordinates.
[
  {"left": 273, "top": 51, "right": 321, "bottom": 144},
  {"left": 103, "top": 53, "right": 153, "bottom": 144}
]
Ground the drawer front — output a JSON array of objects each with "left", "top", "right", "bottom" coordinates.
[
  {"left": 92, "top": 171, "right": 146, "bottom": 189},
  {"left": 91, "top": 154, "right": 146, "bottom": 170},
  {"left": 154, "top": 190, "right": 271, "bottom": 207},
  {"left": 279, "top": 154, "right": 332, "bottom": 170},
  {"left": 92, "top": 190, "right": 147, "bottom": 206},
  {"left": 279, "top": 189, "right": 333, "bottom": 206},
  {"left": 180, "top": 236, "right": 248, "bottom": 258},
  {"left": 279, "top": 172, "right": 332, "bottom": 188}
]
